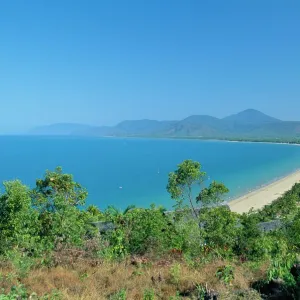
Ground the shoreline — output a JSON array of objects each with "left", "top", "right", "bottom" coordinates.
[
  {"left": 3, "top": 135, "right": 300, "bottom": 146},
  {"left": 228, "top": 169, "right": 300, "bottom": 213}
]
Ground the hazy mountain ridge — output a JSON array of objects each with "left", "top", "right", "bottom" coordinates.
[
  {"left": 28, "top": 109, "right": 300, "bottom": 139},
  {"left": 28, "top": 123, "right": 93, "bottom": 135}
]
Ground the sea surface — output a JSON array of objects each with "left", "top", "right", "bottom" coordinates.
[{"left": 1, "top": 136, "right": 300, "bottom": 210}]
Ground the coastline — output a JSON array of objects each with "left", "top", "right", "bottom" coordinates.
[
  {"left": 7, "top": 134, "right": 300, "bottom": 146},
  {"left": 98, "top": 135, "right": 300, "bottom": 146},
  {"left": 228, "top": 169, "right": 300, "bottom": 213}
]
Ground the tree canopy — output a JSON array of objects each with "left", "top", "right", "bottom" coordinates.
[{"left": 167, "top": 159, "right": 229, "bottom": 215}]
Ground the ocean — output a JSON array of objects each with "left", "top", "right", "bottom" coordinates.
[{"left": 1, "top": 136, "right": 300, "bottom": 210}]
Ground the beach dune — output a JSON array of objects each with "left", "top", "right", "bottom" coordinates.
[{"left": 229, "top": 170, "right": 300, "bottom": 214}]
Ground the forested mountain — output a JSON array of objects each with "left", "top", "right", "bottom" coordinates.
[{"left": 29, "top": 109, "right": 300, "bottom": 139}]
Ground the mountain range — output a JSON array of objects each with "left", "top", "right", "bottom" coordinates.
[{"left": 28, "top": 109, "right": 300, "bottom": 139}]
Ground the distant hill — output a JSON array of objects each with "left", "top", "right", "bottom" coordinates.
[
  {"left": 29, "top": 123, "right": 93, "bottom": 135},
  {"left": 223, "top": 109, "right": 280, "bottom": 125},
  {"left": 161, "top": 115, "right": 224, "bottom": 137},
  {"left": 77, "top": 120, "right": 177, "bottom": 137},
  {"left": 220, "top": 109, "right": 283, "bottom": 137},
  {"left": 28, "top": 109, "right": 300, "bottom": 140},
  {"left": 249, "top": 121, "right": 300, "bottom": 138}
]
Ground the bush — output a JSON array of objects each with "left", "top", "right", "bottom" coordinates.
[
  {"left": 117, "top": 206, "right": 177, "bottom": 256},
  {"left": 216, "top": 265, "right": 235, "bottom": 285},
  {"left": 198, "top": 206, "right": 240, "bottom": 256}
]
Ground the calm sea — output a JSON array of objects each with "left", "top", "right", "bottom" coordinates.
[{"left": 1, "top": 136, "right": 300, "bottom": 210}]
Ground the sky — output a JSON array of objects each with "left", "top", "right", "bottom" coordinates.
[{"left": 0, "top": 0, "right": 299, "bottom": 133}]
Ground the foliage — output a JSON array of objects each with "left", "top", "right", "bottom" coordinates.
[
  {"left": 259, "top": 195, "right": 297, "bottom": 222},
  {"left": 0, "top": 286, "right": 62, "bottom": 300},
  {"left": 33, "top": 167, "right": 87, "bottom": 208},
  {"left": 101, "top": 205, "right": 178, "bottom": 256},
  {"left": 0, "top": 181, "right": 39, "bottom": 254},
  {"left": 167, "top": 160, "right": 206, "bottom": 213},
  {"left": 171, "top": 214, "right": 203, "bottom": 256},
  {"left": 5, "top": 250, "right": 35, "bottom": 279},
  {"left": 143, "top": 289, "right": 155, "bottom": 300},
  {"left": 169, "top": 263, "right": 181, "bottom": 285},
  {"left": 0, "top": 285, "right": 28, "bottom": 300},
  {"left": 122, "top": 206, "right": 175, "bottom": 255},
  {"left": 109, "top": 289, "right": 127, "bottom": 300},
  {"left": 216, "top": 265, "right": 235, "bottom": 285},
  {"left": 195, "top": 284, "right": 207, "bottom": 300},
  {"left": 234, "top": 213, "right": 262, "bottom": 260},
  {"left": 252, "top": 183, "right": 300, "bottom": 222},
  {"left": 106, "top": 228, "right": 128, "bottom": 259},
  {"left": 32, "top": 167, "right": 89, "bottom": 247},
  {"left": 286, "top": 209, "right": 300, "bottom": 249},
  {"left": 0, "top": 162, "right": 300, "bottom": 298},
  {"left": 197, "top": 181, "right": 229, "bottom": 206},
  {"left": 199, "top": 206, "right": 240, "bottom": 254},
  {"left": 267, "top": 253, "right": 296, "bottom": 285},
  {"left": 167, "top": 160, "right": 229, "bottom": 218}
]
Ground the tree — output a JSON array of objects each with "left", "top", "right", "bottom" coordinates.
[
  {"left": 167, "top": 160, "right": 206, "bottom": 216},
  {"left": 32, "top": 166, "right": 87, "bottom": 211},
  {"left": 197, "top": 181, "right": 229, "bottom": 206},
  {"left": 86, "top": 205, "right": 102, "bottom": 218},
  {"left": 104, "top": 205, "right": 136, "bottom": 224},
  {"left": 167, "top": 160, "right": 229, "bottom": 216},
  {"left": 31, "top": 167, "right": 88, "bottom": 247},
  {"left": 198, "top": 206, "right": 240, "bottom": 252},
  {"left": 122, "top": 205, "right": 175, "bottom": 255},
  {"left": 0, "top": 180, "right": 39, "bottom": 254}
]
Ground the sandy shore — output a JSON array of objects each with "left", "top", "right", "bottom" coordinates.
[{"left": 229, "top": 170, "right": 300, "bottom": 213}]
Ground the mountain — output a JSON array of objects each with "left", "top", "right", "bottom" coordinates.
[
  {"left": 223, "top": 109, "right": 280, "bottom": 125},
  {"left": 220, "top": 109, "right": 282, "bottom": 137},
  {"left": 78, "top": 120, "right": 177, "bottom": 137},
  {"left": 249, "top": 121, "right": 300, "bottom": 138},
  {"left": 158, "top": 109, "right": 284, "bottom": 138},
  {"left": 28, "top": 109, "right": 300, "bottom": 140},
  {"left": 161, "top": 115, "right": 224, "bottom": 137},
  {"left": 29, "top": 123, "right": 93, "bottom": 135},
  {"left": 111, "top": 119, "right": 176, "bottom": 136}
]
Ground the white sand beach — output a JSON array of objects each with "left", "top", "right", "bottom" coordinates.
[{"left": 229, "top": 170, "right": 300, "bottom": 213}]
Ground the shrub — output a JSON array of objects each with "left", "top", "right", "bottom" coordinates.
[
  {"left": 216, "top": 265, "right": 234, "bottom": 285},
  {"left": 198, "top": 206, "right": 240, "bottom": 255}
]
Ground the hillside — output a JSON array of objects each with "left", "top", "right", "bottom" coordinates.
[
  {"left": 2, "top": 163, "right": 300, "bottom": 299},
  {"left": 28, "top": 109, "right": 300, "bottom": 139},
  {"left": 162, "top": 115, "right": 224, "bottom": 137},
  {"left": 83, "top": 120, "right": 177, "bottom": 137}
]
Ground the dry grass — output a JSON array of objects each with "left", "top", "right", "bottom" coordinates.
[{"left": 0, "top": 256, "right": 263, "bottom": 299}]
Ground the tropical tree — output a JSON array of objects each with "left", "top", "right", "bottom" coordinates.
[
  {"left": 167, "top": 160, "right": 229, "bottom": 216},
  {"left": 104, "top": 205, "right": 136, "bottom": 224},
  {"left": 31, "top": 167, "right": 88, "bottom": 247},
  {"left": 197, "top": 181, "right": 229, "bottom": 206},
  {"left": 198, "top": 206, "right": 240, "bottom": 253},
  {"left": 0, "top": 180, "right": 39, "bottom": 254},
  {"left": 122, "top": 205, "right": 175, "bottom": 255},
  {"left": 32, "top": 166, "right": 87, "bottom": 210},
  {"left": 86, "top": 205, "right": 103, "bottom": 218},
  {"left": 167, "top": 160, "right": 206, "bottom": 215}
]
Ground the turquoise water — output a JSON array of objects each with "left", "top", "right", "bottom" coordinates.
[{"left": 1, "top": 136, "right": 300, "bottom": 210}]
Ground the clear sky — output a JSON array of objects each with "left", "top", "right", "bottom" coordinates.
[{"left": 0, "top": 0, "right": 299, "bottom": 133}]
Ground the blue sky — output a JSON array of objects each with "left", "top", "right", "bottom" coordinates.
[{"left": 0, "top": 0, "right": 299, "bottom": 132}]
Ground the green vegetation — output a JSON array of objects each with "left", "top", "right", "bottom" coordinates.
[
  {"left": 210, "top": 136, "right": 300, "bottom": 145},
  {"left": 167, "top": 160, "right": 229, "bottom": 215},
  {"left": 1, "top": 160, "right": 300, "bottom": 299}
]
